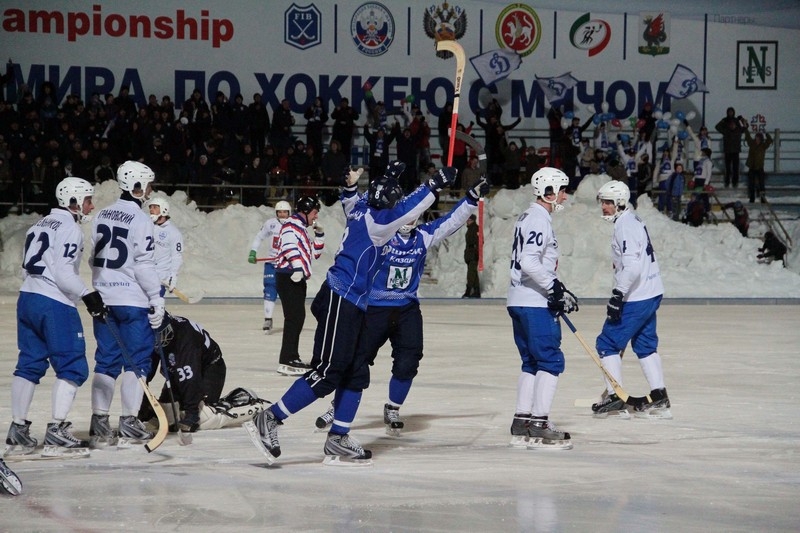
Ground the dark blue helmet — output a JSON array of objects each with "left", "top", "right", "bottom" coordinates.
[
  {"left": 367, "top": 176, "right": 403, "bottom": 210},
  {"left": 295, "top": 195, "right": 321, "bottom": 214}
]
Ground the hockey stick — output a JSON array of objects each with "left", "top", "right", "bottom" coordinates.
[
  {"left": 155, "top": 344, "right": 192, "bottom": 445},
  {"left": 256, "top": 257, "right": 277, "bottom": 263},
  {"left": 105, "top": 319, "right": 168, "bottom": 452},
  {"left": 435, "top": 40, "right": 465, "bottom": 166},
  {"left": 559, "top": 313, "right": 651, "bottom": 408},
  {"left": 162, "top": 284, "right": 204, "bottom": 304}
]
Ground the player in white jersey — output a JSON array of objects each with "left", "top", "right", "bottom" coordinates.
[
  {"left": 593, "top": 180, "right": 671, "bottom": 419},
  {"left": 148, "top": 197, "right": 184, "bottom": 297},
  {"left": 6, "top": 178, "right": 109, "bottom": 459},
  {"left": 507, "top": 167, "right": 577, "bottom": 450},
  {"left": 88, "top": 160, "right": 166, "bottom": 447},
  {"left": 248, "top": 200, "right": 291, "bottom": 333}
]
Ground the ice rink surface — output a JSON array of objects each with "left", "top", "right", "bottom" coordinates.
[{"left": 1, "top": 298, "right": 798, "bottom": 532}]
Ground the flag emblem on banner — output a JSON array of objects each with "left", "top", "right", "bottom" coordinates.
[
  {"left": 665, "top": 64, "right": 709, "bottom": 98},
  {"left": 535, "top": 72, "right": 579, "bottom": 104},
  {"left": 469, "top": 49, "right": 522, "bottom": 86}
]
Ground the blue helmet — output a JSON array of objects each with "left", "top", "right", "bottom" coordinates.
[{"left": 367, "top": 176, "right": 403, "bottom": 210}]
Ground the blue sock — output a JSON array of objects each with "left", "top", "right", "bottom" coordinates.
[
  {"left": 388, "top": 377, "right": 413, "bottom": 406},
  {"left": 330, "top": 388, "right": 361, "bottom": 435},
  {"left": 272, "top": 378, "right": 318, "bottom": 421}
]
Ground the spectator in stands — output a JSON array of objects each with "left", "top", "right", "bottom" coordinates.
[
  {"left": 320, "top": 140, "right": 347, "bottom": 206},
  {"left": 363, "top": 123, "right": 396, "bottom": 179},
  {"left": 247, "top": 93, "right": 270, "bottom": 157},
  {"left": 394, "top": 124, "right": 420, "bottom": 192},
  {"left": 331, "top": 97, "right": 359, "bottom": 163},
  {"left": 714, "top": 108, "right": 747, "bottom": 188},
  {"left": 743, "top": 129, "right": 773, "bottom": 204},
  {"left": 304, "top": 97, "right": 328, "bottom": 166},
  {"left": 722, "top": 201, "right": 750, "bottom": 237}
]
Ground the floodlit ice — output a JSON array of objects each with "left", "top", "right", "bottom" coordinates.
[{"left": 0, "top": 177, "right": 799, "bottom": 531}]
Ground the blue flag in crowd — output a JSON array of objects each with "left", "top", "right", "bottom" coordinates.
[
  {"left": 665, "top": 64, "right": 709, "bottom": 99},
  {"left": 535, "top": 72, "right": 579, "bottom": 104},
  {"left": 469, "top": 48, "right": 522, "bottom": 86}
]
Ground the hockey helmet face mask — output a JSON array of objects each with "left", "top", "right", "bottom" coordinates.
[{"left": 368, "top": 176, "right": 404, "bottom": 210}]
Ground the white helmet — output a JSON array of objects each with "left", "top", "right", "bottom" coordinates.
[
  {"left": 531, "top": 167, "right": 569, "bottom": 212},
  {"left": 55, "top": 177, "right": 94, "bottom": 223},
  {"left": 148, "top": 197, "right": 170, "bottom": 222},
  {"left": 275, "top": 200, "right": 292, "bottom": 219},
  {"left": 117, "top": 160, "right": 155, "bottom": 193},
  {"left": 597, "top": 180, "right": 631, "bottom": 222}
]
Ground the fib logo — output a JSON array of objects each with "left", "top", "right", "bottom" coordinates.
[
  {"left": 569, "top": 13, "right": 611, "bottom": 57},
  {"left": 284, "top": 3, "right": 321, "bottom": 50},
  {"left": 495, "top": 4, "right": 541, "bottom": 57}
]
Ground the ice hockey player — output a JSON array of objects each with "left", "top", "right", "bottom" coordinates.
[
  {"left": 143, "top": 313, "right": 268, "bottom": 431},
  {"left": 593, "top": 180, "right": 671, "bottom": 419},
  {"left": 88, "top": 160, "right": 166, "bottom": 447},
  {"left": 6, "top": 178, "right": 107, "bottom": 458},
  {"left": 273, "top": 196, "right": 324, "bottom": 376},
  {"left": 248, "top": 200, "right": 292, "bottom": 333},
  {"left": 245, "top": 161, "right": 456, "bottom": 466},
  {"left": 315, "top": 167, "right": 489, "bottom": 436},
  {"left": 148, "top": 196, "right": 184, "bottom": 297},
  {"left": 0, "top": 458, "right": 22, "bottom": 496},
  {"left": 507, "top": 167, "right": 577, "bottom": 450}
]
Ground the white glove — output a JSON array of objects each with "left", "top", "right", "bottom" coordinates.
[
  {"left": 290, "top": 271, "right": 304, "bottom": 283},
  {"left": 346, "top": 167, "right": 364, "bottom": 187},
  {"left": 313, "top": 221, "right": 324, "bottom": 235},
  {"left": 148, "top": 298, "right": 166, "bottom": 329}
]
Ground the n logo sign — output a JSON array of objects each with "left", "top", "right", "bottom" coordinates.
[{"left": 737, "top": 41, "right": 778, "bottom": 89}]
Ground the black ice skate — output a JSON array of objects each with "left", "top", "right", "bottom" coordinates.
[
  {"left": 244, "top": 408, "right": 282, "bottom": 465},
  {"left": 632, "top": 388, "right": 672, "bottom": 420},
  {"left": 522, "top": 417, "right": 572, "bottom": 450},
  {"left": 509, "top": 413, "right": 533, "bottom": 448},
  {"left": 323, "top": 432, "right": 373, "bottom": 467},
  {"left": 117, "top": 416, "right": 154, "bottom": 448},
  {"left": 315, "top": 403, "right": 334, "bottom": 430},
  {"left": 42, "top": 421, "right": 90, "bottom": 458},
  {"left": 89, "top": 414, "right": 118, "bottom": 448},
  {"left": 276, "top": 358, "right": 311, "bottom": 376},
  {"left": 592, "top": 392, "right": 631, "bottom": 419},
  {"left": 4, "top": 420, "right": 38, "bottom": 456},
  {"left": 383, "top": 404, "right": 404, "bottom": 436},
  {"left": 262, "top": 318, "right": 273, "bottom": 334}
]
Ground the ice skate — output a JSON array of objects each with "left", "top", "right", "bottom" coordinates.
[
  {"left": 89, "top": 414, "right": 118, "bottom": 448},
  {"left": 262, "top": 318, "right": 272, "bottom": 334},
  {"left": 509, "top": 413, "right": 532, "bottom": 448},
  {"left": 323, "top": 433, "right": 373, "bottom": 467},
  {"left": 383, "top": 404, "right": 404, "bottom": 436},
  {"left": 0, "top": 458, "right": 22, "bottom": 496},
  {"left": 4, "top": 420, "right": 37, "bottom": 456},
  {"left": 592, "top": 392, "right": 631, "bottom": 419},
  {"left": 525, "top": 417, "right": 572, "bottom": 450},
  {"left": 315, "top": 403, "right": 334, "bottom": 431},
  {"left": 42, "top": 421, "right": 90, "bottom": 458},
  {"left": 276, "top": 358, "right": 311, "bottom": 376},
  {"left": 117, "top": 416, "right": 154, "bottom": 448},
  {"left": 244, "top": 408, "right": 282, "bottom": 465},
  {"left": 633, "top": 388, "right": 672, "bottom": 420}
]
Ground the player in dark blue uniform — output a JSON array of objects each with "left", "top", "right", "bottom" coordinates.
[
  {"left": 246, "top": 161, "right": 457, "bottom": 465},
  {"left": 315, "top": 175, "right": 489, "bottom": 435}
]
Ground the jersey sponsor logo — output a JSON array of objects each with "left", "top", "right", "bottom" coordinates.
[
  {"left": 423, "top": 2, "right": 467, "bottom": 59},
  {"left": 351, "top": 2, "right": 394, "bottom": 57},
  {"left": 569, "top": 13, "right": 611, "bottom": 57},
  {"left": 495, "top": 4, "right": 541, "bottom": 57},
  {"left": 639, "top": 12, "right": 670, "bottom": 56},
  {"left": 387, "top": 265, "right": 412, "bottom": 290},
  {"left": 284, "top": 3, "right": 321, "bottom": 50}
]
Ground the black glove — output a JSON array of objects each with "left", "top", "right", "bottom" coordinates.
[
  {"left": 606, "top": 289, "right": 624, "bottom": 322},
  {"left": 82, "top": 291, "right": 108, "bottom": 322},
  {"left": 547, "top": 279, "right": 579, "bottom": 314},
  {"left": 466, "top": 176, "right": 490, "bottom": 203},
  {"left": 426, "top": 166, "right": 457, "bottom": 192},
  {"left": 385, "top": 160, "right": 406, "bottom": 181}
]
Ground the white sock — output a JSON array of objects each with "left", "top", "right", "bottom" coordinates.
[
  {"left": 639, "top": 352, "right": 665, "bottom": 390},
  {"left": 51, "top": 378, "right": 78, "bottom": 422},
  {"left": 601, "top": 354, "right": 623, "bottom": 395},
  {"left": 515, "top": 372, "right": 535, "bottom": 414},
  {"left": 532, "top": 371, "right": 558, "bottom": 418},
  {"left": 92, "top": 373, "right": 117, "bottom": 414},
  {"left": 11, "top": 376, "right": 36, "bottom": 424},
  {"left": 120, "top": 371, "right": 144, "bottom": 416},
  {"left": 264, "top": 300, "right": 275, "bottom": 318}
]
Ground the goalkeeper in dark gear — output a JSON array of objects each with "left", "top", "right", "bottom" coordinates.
[{"left": 141, "top": 313, "right": 268, "bottom": 431}]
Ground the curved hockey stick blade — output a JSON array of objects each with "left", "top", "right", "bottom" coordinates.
[
  {"left": 559, "top": 313, "right": 651, "bottom": 406},
  {"left": 167, "top": 286, "right": 204, "bottom": 304}
]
